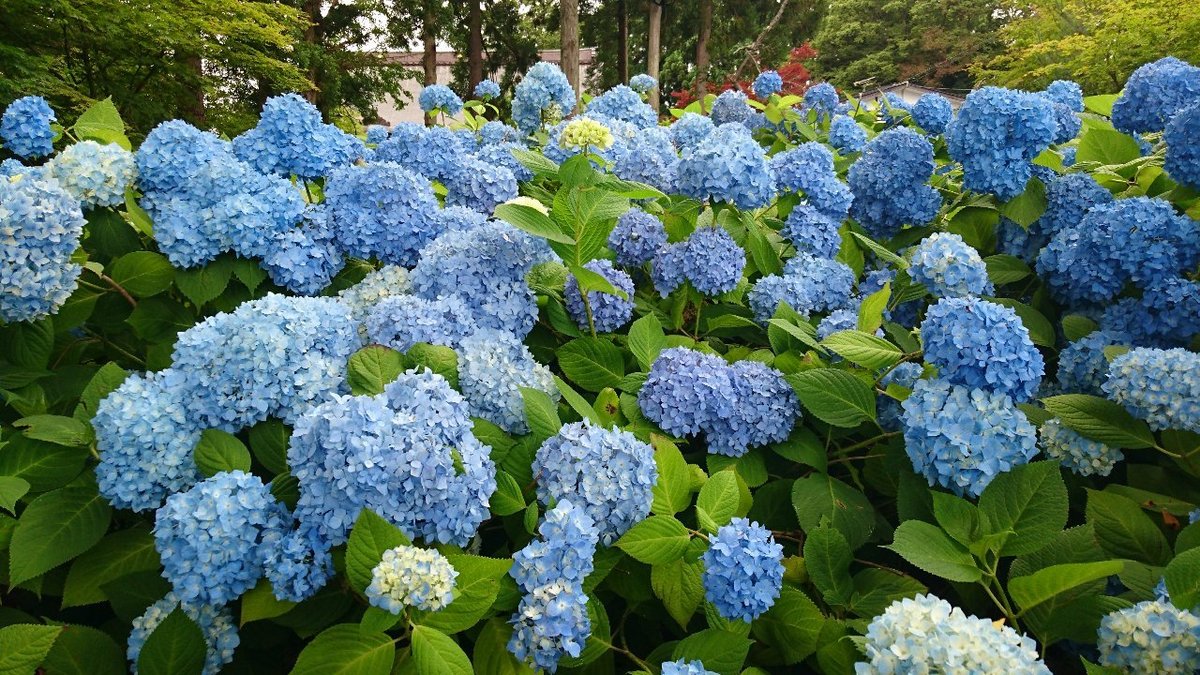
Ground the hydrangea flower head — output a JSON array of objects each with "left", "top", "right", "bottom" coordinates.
[
  {"left": 1, "top": 96, "right": 55, "bottom": 158},
  {"left": 847, "top": 127, "right": 940, "bottom": 239},
  {"left": 782, "top": 204, "right": 842, "bottom": 259},
  {"left": 682, "top": 226, "right": 745, "bottom": 296},
  {"left": 920, "top": 297, "right": 1044, "bottom": 401},
  {"left": 323, "top": 161, "right": 440, "bottom": 266},
  {"left": 753, "top": 70, "right": 784, "bottom": 98},
  {"left": 878, "top": 362, "right": 924, "bottom": 431},
  {"left": 128, "top": 593, "right": 238, "bottom": 675},
  {"left": 1056, "top": 329, "right": 1128, "bottom": 396},
  {"left": 419, "top": 84, "right": 463, "bottom": 115},
  {"left": 366, "top": 545, "right": 458, "bottom": 614},
  {"left": 136, "top": 120, "right": 231, "bottom": 195},
  {"left": 365, "top": 294, "right": 479, "bottom": 352},
  {"left": 1098, "top": 599, "right": 1200, "bottom": 674},
  {"left": 366, "top": 124, "right": 389, "bottom": 144},
  {"left": 857, "top": 594, "right": 1050, "bottom": 674},
  {"left": 1112, "top": 57, "right": 1200, "bottom": 133},
  {"left": 676, "top": 123, "right": 776, "bottom": 209},
  {"left": 1045, "top": 80, "right": 1084, "bottom": 112},
  {"left": 46, "top": 140, "right": 137, "bottom": 208},
  {"left": 946, "top": 87, "right": 1057, "bottom": 200},
  {"left": 908, "top": 232, "right": 994, "bottom": 298},
  {"left": 559, "top": 117, "right": 614, "bottom": 151},
  {"left": 512, "top": 62, "right": 576, "bottom": 133},
  {"left": 458, "top": 328, "right": 557, "bottom": 434},
  {"left": 771, "top": 143, "right": 853, "bottom": 219},
  {"left": 611, "top": 126, "right": 678, "bottom": 193},
  {"left": 1038, "top": 173, "right": 1112, "bottom": 237},
  {"left": 911, "top": 94, "right": 953, "bottom": 134},
  {"left": 901, "top": 379, "right": 1038, "bottom": 497},
  {"left": 564, "top": 259, "right": 635, "bottom": 332},
  {"left": 662, "top": 660, "right": 718, "bottom": 675},
  {"left": 669, "top": 112, "right": 715, "bottom": 149},
  {"left": 702, "top": 518, "right": 783, "bottom": 622},
  {"left": 259, "top": 207, "right": 345, "bottom": 295},
  {"left": 445, "top": 157, "right": 517, "bottom": 214},
  {"left": 264, "top": 525, "right": 334, "bottom": 602},
  {"left": 1040, "top": 418, "right": 1123, "bottom": 477},
  {"left": 639, "top": 347, "right": 735, "bottom": 437},
  {"left": 803, "top": 83, "right": 839, "bottom": 120},
  {"left": 533, "top": 421, "right": 656, "bottom": 545},
  {"left": 233, "top": 93, "right": 363, "bottom": 179},
  {"left": 588, "top": 85, "right": 657, "bottom": 128},
  {"left": 629, "top": 74, "right": 657, "bottom": 94},
  {"left": 338, "top": 265, "right": 412, "bottom": 323},
  {"left": 710, "top": 89, "right": 753, "bottom": 126},
  {"left": 706, "top": 360, "right": 799, "bottom": 457},
  {"left": 608, "top": 208, "right": 667, "bottom": 267},
  {"left": 1165, "top": 100, "right": 1200, "bottom": 189},
  {"left": 829, "top": 114, "right": 867, "bottom": 153},
  {"left": 154, "top": 470, "right": 289, "bottom": 607},
  {"left": 748, "top": 253, "right": 855, "bottom": 322},
  {"left": 1104, "top": 348, "right": 1200, "bottom": 433},
  {"left": 474, "top": 79, "right": 501, "bottom": 100},
  {"left": 0, "top": 174, "right": 86, "bottom": 322}
]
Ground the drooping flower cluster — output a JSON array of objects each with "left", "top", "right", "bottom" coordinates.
[
  {"left": 920, "top": 297, "right": 1044, "bottom": 401},
  {"left": 419, "top": 84, "right": 464, "bottom": 116},
  {"left": 702, "top": 518, "right": 783, "bottom": 622},
  {"left": 366, "top": 545, "right": 458, "bottom": 614},
  {"left": 639, "top": 347, "right": 798, "bottom": 456},
  {"left": 911, "top": 94, "right": 953, "bottom": 134},
  {"left": 458, "top": 328, "right": 558, "bottom": 434},
  {"left": 1039, "top": 418, "right": 1124, "bottom": 477},
  {"left": 908, "top": 232, "right": 994, "bottom": 299},
  {"left": 154, "top": 471, "right": 289, "bottom": 607},
  {"left": 232, "top": 93, "right": 363, "bottom": 179},
  {"left": 1, "top": 96, "right": 56, "bottom": 158},
  {"left": 946, "top": 87, "right": 1057, "bottom": 200},
  {"left": 128, "top": 593, "right": 239, "bottom": 675},
  {"left": 753, "top": 70, "right": 784, "bottom": 98},
  {"left": 902, "top": 379, "right": 1038, "bottom": 497},
  {"left": 564, "top": 259, "right": 635, "bottom": 333},
  {"left": 45, "top": 140, "right": 137, "bottom": 208},
  {"left": 609, "top": 208, "right": 668, "bottom": 267},
  {"left": 847, "top": 127, "right": 941, "bottom": 239},
  {"left": 770, "top": 142, "right": 853, "bottom": 220},
  {"left": 676, "top": 123, "right": 775, "bottom": 209},
  {"left": 629, "top": 74, "right": 657, "bottom": 93},
  {"left": 1104, "top": 348, "right": 1200, "bottom": 433},
  {"left": 651, "top": 226, "right": 745, "bottom": 297},
  {"left": 509, "top": 500, "right": 600, "bottom": 673},
  {"left": 533, "top": 421, "right": 656, "bottom": 545},
  {"left": 748, "top": 253, "right": 856, "bottom": 322},
  {"left": 512, "top": 62, "right": 576, "bottom": 133},
  {"left": 856, "top": 594, "right": 1051, "bottom": 674},
  {"left": 0, "top": 173, "right": 86, "bottom": 322},
  {"left": 1112, "top": 57, "right": 1200, "bottom": 133},
  {"left": 1097, "top": 599, "right": 1200, "bottom": 674}
]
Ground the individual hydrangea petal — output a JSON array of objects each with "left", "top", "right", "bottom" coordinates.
[
  {"left": 701, "top": 518, "right": 783, "bottom": 622},
  {"left": 366, "top": 545, "right": 458, "bottom": 613},
  {"left": 920, "top": 297, "right": 1044, "bottom": 402}
]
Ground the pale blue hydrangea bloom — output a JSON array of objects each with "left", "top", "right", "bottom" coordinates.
[
  {"left": 289, "top": 369, "right": 497, "bottom": 547},
  {"left": 128, "top": 593, "right": 238, "bottom": 675},
  {"left": 911, "top": 94, "right": 953, "bottom": 134},
  {"left": 374, "top": 124, "right": 465, "bottom": 182},
  {"left": 629, "top": 74, "right": 657, "bottom": 94},
  {"left": 920, "top": 297, "right": 1044, "bottom": 402},
  {"left": 803, "top": 83, "right": 839, "bottom": 121},
  {"left": 1056, "top": 330, "right": 1128, "bottom": 396},
  {"left": 564, "top": 259, "right": 635, "bottom": 333},
  {"left": 611, "top": 126, "right": 678, "bottom": 193},
  {"left": 818, "top": 308, "right": 858, "bottom": 341},
  {"left": 1038, "top": 173, "right": 1112, "bottom": 238},
  {"left": 1098, "top": 599, "right": 1200, "bottom": 674},
  {"left": 588, "top": 84, "right": 657, "bottom": 128},
  {"left": 770, "top": 143, "right": 853, "bottom": 220},
  {"left": 433, "top": 204, "right": 489, "bottom": 235},
  {"left": 533, "top": 421, "right": 656, "bottom": 545},
  {"left": 94, "top": 369, "right": 204, "bottom": 512},
  {"left": 263, "top": 525, "right": 334, "bottom": 602},
  {"left": 1165, "top": 100, "right": 1200, "bottom": 189},
  {"left": 366, "top": 545, "right": 458, "bottom": 614},
  {"left": 748, "top": 253, "right": 856, "bottom": 322},
  {"left": 232, "top": 93, "right": 364, "bottom": 179},
  {"left": 0, "top": 174, "right": 86, "bottom": 322},
  {"left": 1112, "top": 57, "right": 1200, "bottom": 134},
  {"left": 366, "top": 124, "right": 389, "bottom": 144},
  {"left": 444, "top": 157, "right": 518, "bottom": 214},
  {"left": 1046, "top": 99, "right": 1082, "bottom": 144},
  {"left": 1040, "top": 418, "right": 1124, "bottom": 477},
  {"left": 1, "top": 96, "right": 55, "bottom": 158},
  {"left": 782, "top": 205, "right": 842, "bottom": 259},
  {"left": 136, "top": 120, "right": 231, "bottom": 195},
  {"left": 661, "top": 660, "right": 718, "bottom": 675},
  {"left": 901, "top": 379, "right": 1038, "bottom": 497},
  {"left": 856, "top": 594, "right": 1050, "bottom": 674},
  {"left": 753, "top": 70, "right": 784, "bottom": 98},
  {"left": 323, "top": 161, "right": 441, "bottom": 267},
  {"left": 474, "top": 79, "right": 502, "bottom": 100},
  {"left": 154, "top": 470, "right": 289, "bottom": 607},
  {"left": 908, "top": 232, "right": 994, "bottom": 298},
  {"left": 847, "top": 127, "right": 941, "bottom": 239},
  {"left": 458, "top": 328, "right": 558, "bottom": 434},
  {"left": 946, "top": 87, "right": 1057, "bottom": 200},
  {"left": 878, "top": 362, "right": 924, "bottom": 431},
  {"left": 609, "top": 208, "right": 667, "bottom": 267},
  {"left": 639, "top": 347, "right": 735, "bottom": 438},
  {"left": 46, "top": 140, "right": 137, "bottom": 208},
  {"left": 706, "top": 360, "right": 799, "bottom": 457},
  {"left": 676, "top": 123, "right": 776, "bottom": 209},
  {"left": 702, "top": 518, "right": 783, "bottom": 622},
  {"left": 419, "top": 84, "right": 463, "bottom": 115},
  {"left": 710, "top": 89, "right": 754, "bottom": 126},
  {"left": 512, "top": 62, "right": 576, "bottom": 133},
  {"left": 829, "top": 115, "right": 867, "bottom": 153},
  {"left": 668, "top": 112, "right": 715, "bottom": 150},
  {"left": 1104, "top": 348, "right": 1200, "bottom": 433},
  {"left": 259, "top": 206, "right": 345, "bottom": 296},
  {"left": 479, "top": 120, "right": 521, "bottom": 145},
  {"left": 1045, "top": 80, "right": 1084, "bottom": 112},
  {"left": 337, "top": 265, "right": 412, "bottom": 327},
  {"left": 474, "top": 141, "right": 534, "bottom": 182},
  {"left": 365, "top": 294, "right": 478, "bottom": 352},
  {"left": 650, "top": 226, "right": 745, "bottom": 298}
]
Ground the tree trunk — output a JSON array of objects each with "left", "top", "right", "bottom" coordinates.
[
  {"left": 616, "top": 0, "right": 628, "bottom": 83},
  {"left": 647, "top": 0, "right": 662, "bottom": 111},
  {"left": 694, "top": 0, "right": 712, "bottom": 112},
  {"left": 303, "top": 0, "right": 322, "bottom": 106},
  {"left": 561, "top": 0, "right": 581, "bottom": 101},
  {"left": 467, "top": 0, "right": 484, "bottom": 92},
  {"left": 183, "top": 55, "right": 206, "bottom": 125},
  {"left": 422, "top": 0, "right": 438, "bottom": 126}
]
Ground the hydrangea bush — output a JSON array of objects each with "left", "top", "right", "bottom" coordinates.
[{"left": 1, "top": 57, "right": 1199, "bottom": 675}]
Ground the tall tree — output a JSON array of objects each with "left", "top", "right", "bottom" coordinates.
[
  {"left": 617, "top": 0, "right": 629, "bottom": 83},
  {"left": 694, "top": 0, "right": 712, "bottom": 107},
  {"left": 562, "top": 0, "right": 581, "bottom": 97},
  {"left": 467, "top": 0, "right": 484, "bottom": 92},
  {"left": 647, "top": 0, "right": 663, "bottom": 110}
]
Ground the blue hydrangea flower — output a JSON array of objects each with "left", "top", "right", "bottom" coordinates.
[
  {"left": 1104, "top": 348, "right": 1200, "bottom": 433},
  {"left": 171, "top": 294, "right": 361, "bottom": 429},
  {"left": 847, "top": 127, "right": 941, "bottom": 239},
  {"left": 444, "top": 157, "right": 517, "bottom": 214},
  {"left": 1098, "top": 599, "right": 1200, "bottom": 674},
  {"left": 1061, "top": 146, "right": 1077, "bottom": 166},
  {"left": 706, "top": 361, "right": 799, "bottom": 457},
  {"left": 1047, "top": 100, "right": 1082, "bottom": 144},
  {"left": 1057, "top": 329, "right": 1128, "bottom": 396},
  {"left": 1141, "top": 277, "right": 1200, "bottom": 344},
  {"left": 818, "top": 308, "right": 859, "bottom": 341},
  {"left": 474, "top": 79, "right": 501, "bottom": 100},
  {"left": 901, "top": 379, "right": 1038, "bottom": 497},
  {"left": 878, "top": 362, "right": 924, "bottom": 431},
  {"left": 669, "top": 112, "right": 715, "bottom": 150},
  {"left": 709, "top": 89, "right": 753, "bottom": 126},
  {"left": 382, "top": 125, "right": 466, "bottom": 182},
  {"left": 1, "top": 96, "right": 55, "bottom": 159},
  {"left": 128, "top": 594, "right": 238, "bottom": 675},
  {"left": 564, "top": 259, "right": 635, "bottom": 333},
  {"left": 803, "top": 83, "right": 839, "bottom": 121},
  {"left": 829, "top": 115, "right": 867, "bottom": 153},
  {"left": 45, "top": 140, "right": 136, "bottom": 208},
  {"left": 946, "top": 87, "right": 1057, "bottom": 200},
  {"left": 136, "top": 120, "right": 231, "bottom": 195},
  {"left": 911, "top": 94, "right": 953, "bottom": 134},
  {"left": 512, "top": 62, "right": 576, "bottom": 133},
  {"left": 263, "top": 525, "right": 334, "bottom": 602},
  {"left": 474, "top": 141, "right": 534, "bottom": 182},
  {"left": 782, "top": 204, "right": 842, "bottom": 259},
  {"left": 908, "top": 232, "right": 994, "bottom": 298},
  {"left": 154, "top": 471, "right": 289, "bottom": 607},
  {"left": 533, "top": 422, "right": 656, "bottom": 545},
  {"left": 1165, "top": 100, "right": 1200, "bottom": 189},
  {"left": 748, "top": 253, "right": 855, "bottom": 322},
  {"left": 1038, "top": 173, "right": 1112, "bottom": 237},
  {"left": 458, "top": 328, "right": 558, "bottom": 434},
  {"left": 682, "top": 226, "right": 745, "bottom": 296},
  {"left": 611, "top": 126, "right": 678, "bottom": 193},
  {"left": 702, "top": 518, "right": 783, "bottom": 623},
  {"left": 1112, "top": 57, "right": 1200, "bottom": 133},
  {"left": 771, "top": 143, "right": 853, "bottom": 219},
  {"left": 650, "top": 241, "right": 688, "bottom": 297},
  {"left": 609, "top": 208, "right": 667, "bottom": 267},
  {"left": 996, "top": 217, "right": 1045, "bottom": 263},
  {"left": 258, "top": 206, "right": 345, "bottom": 296},
  {"left": 753, "top": 70, "right": 784, "bottom": 98},
  {"left": 233, "top": 93, "right": 364, "bottom": 179},
  {"left": 857, "top": 594, "right": 1051, "bottom": 674},
  {"left": 1040, "top": 418, "right": 1123, "bottom": 477},
  {"left": 638, "top": 347, "right": 735, "bottom": 438},
  {"left": 364, "top": 294, "right": 478, "bottom": 352},
  {"left": 419, "top": 84, "right": 464, "bottom": 115},
  {"left": 366, "top": 125, "right": 389, "bottom": 144},
  {"left": 337, "top": 265, "right": 412, "bottom": 326},
  {"left": 0, "top": 174, "right": 86, "bottom": 322},
  {"left": 367, "top": 545, "right": 458, "bottom": 614},
  {"left": 629, "top": 74, "right": 657, "bottom": 94},
  {"left": 94, "top": 369, "right": 204, "bottom": 512},
  {"left": 1046, "top": 80, "right": 1084, "bottom": 112},
  {"left": 479, "top": 121, "right": 520, "bottom": 145},
  {"left": 290, "top": 369, "right": 497, "bottom": 547},
  {"left": 323, "top": 161, "right": 440, "bottom": 266},
  {"left": 662, "top": 660, "right": 717, "bottom": 675},
  {"left": 0, "top": 158, "right": 39, "bottom": 180},
  {"left": 676, "top": 123, "right": 776, "bottom": 209},
  {"left": 588, "top": 84, "right": 657, "bottom": 128},
  {"left": 920, "top": 297, "right": 1044, "bottom": 401}
]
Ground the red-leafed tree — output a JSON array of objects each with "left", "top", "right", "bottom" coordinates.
[{"left": 671, "top": 42, "right": 819, "bottom": 108}]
